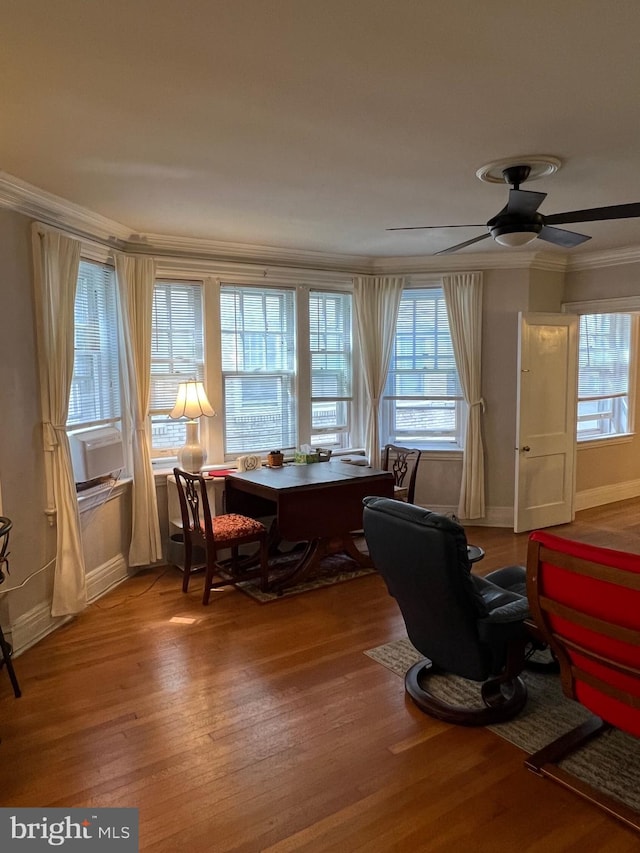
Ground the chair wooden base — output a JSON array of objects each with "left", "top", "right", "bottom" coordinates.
[
  {"left": 404, "top": 659, "right": 527, "bottom": 726},
  {"left": 525, "top": 715, "right": 640, "bottom": 833},
  {"left": 0, "top": 627, "right": 21, "bottom": 698},
  {"left": 202, "top": 537, "right": 269, "bottom": 604}
]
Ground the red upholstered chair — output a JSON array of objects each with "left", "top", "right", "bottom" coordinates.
[
  {"left": 525, "top": 530, "right": 640, "bottom": 828},
  {"left": 173, "top": 468, "right": 269, "bottom": 604}
]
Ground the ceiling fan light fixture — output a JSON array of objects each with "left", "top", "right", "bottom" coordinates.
[{"left": 493, "top": 230, "right": 540, "bottom": 247}]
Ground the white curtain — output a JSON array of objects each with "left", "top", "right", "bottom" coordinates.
[
  {"left": 31, "top": 226, "right": 87, "bottom": 616},
  {"left": 443, "top": 272, "right": 485, "bottom": 519},
  {"left": 115, "top": 254, "right": 163, "bottom": 566},
  {"left": 353, "top": 275, "right": 404, "bottom": 468}
]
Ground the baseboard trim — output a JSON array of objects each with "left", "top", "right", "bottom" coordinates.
[
  {"left": 86, "top": 553, "right": 130, "bottom": 603},
  {"left": 10, "top": 606, "right": 72, "bottom": 657},
  {"left": 418, "top": 504, "right": 514, "bottom": 528},
  {"left": 10, "top": 553, "right": 131, "bottom": 656},
  {"left": 575, "top": 479, "right": 640, "bottom": 512}
]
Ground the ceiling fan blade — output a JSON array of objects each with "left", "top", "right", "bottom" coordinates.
[
  {"left": 537, "top": 225, "right": 591, "bottom": 248},
  {"left": 434, "top": 233, "right": 490, "bottom": 255},
  {"left": 545, "top": 202, "right": 640, "bottom": 225},
  {"left": 386, "top": 224, "right": 483, "bottom": 231},
  {"left": 506, "top": 189, "right": 546, "bottom": 216}
]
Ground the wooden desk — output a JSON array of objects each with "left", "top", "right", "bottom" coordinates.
[{"left": 225, "top": 461, "right": 394, "bottom": 590}]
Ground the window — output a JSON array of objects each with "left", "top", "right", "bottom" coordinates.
[
  {"left": 68, "top": 260, "right": 121, "bottom": 429},
  {"left": 220, "top": 284, "right": 296, "bottom": 456},
  {"left": 150, "top": 281, "right": 206, "bottom": 455},
  {"left": 310, "top": 290, "right": 352, "bottom": 449},
  {"left": 577, "top": 313, "right": 635, "bottom": 441},
  {"left": 382, "top": 287, "right": 464, "bottom": 448}
]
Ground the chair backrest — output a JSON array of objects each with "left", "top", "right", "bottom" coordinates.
[
  {"left": 0, "top": 517, "right": 11, "bottom": 584},
  {"left": 527, "top": 530, "right": 640, "bottom": 738},
  {"left": 173, "top": 468, "right": 215, "bottom": 546},
  {"left": 363, "top": 496, "right": 493, "bottom": 681},
  {"left": 382, "top": 444, "right": 422, "bottom": 504}
]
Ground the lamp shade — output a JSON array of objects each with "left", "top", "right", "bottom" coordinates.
[{"left": 169, "top": 381, "right": 215, "bottom": 420}]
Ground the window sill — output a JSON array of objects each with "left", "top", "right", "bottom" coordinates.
[
  {"left": 77, "top": 477, "right": 131, "bottom": 513},
  {"left": 418, "top": 447, "right": 464, "bottom": 461},
  {"left": 577, "top": 434, "right": 635, "bottom": 450}
]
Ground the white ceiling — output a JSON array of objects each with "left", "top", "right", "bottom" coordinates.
[{"left": 3, "top": 0, "right": 640, "bottom": 259}]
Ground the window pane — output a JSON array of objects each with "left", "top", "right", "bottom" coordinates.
[
  {"left": 68, "top": 260, "right": 120, "bottom": 427},
  {"left": 577, "top": 313, "right": 631, "bottom": 440},
  {"left": 151, "top": 281, "right": 205, "bottom": 452},
  {"left": 221, "top": 285, "right": 297, "bottom": 455},
  {"left": 383, "top": 287, "right": 463, "bottom": 446},
  {"left": 310, "top": 290, "right": 352, "bottom": 448}
]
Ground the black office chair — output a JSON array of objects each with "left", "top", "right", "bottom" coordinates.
[
  {"left": 382, "top": 444, "right": 421, "bottom": 504},
  {"left": 363, "top": 497, "right": 530, "bottom": 725}
]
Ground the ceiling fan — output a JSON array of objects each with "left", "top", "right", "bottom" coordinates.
[{"left": 387, "top": 164, "right": 640, "bottom": 255}]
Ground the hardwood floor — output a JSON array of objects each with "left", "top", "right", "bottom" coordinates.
[{"left": 1, "top": 500, "right": 640, "bottom": 851}]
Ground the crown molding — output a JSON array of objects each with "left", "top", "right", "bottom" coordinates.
[
  {"left": 127, "top": 232, "right": 373, "bottom": 274},
  {"left": 155, "top": 255, "right": 355, "bottom": 287},
  {"left": 0, "top": 171, "right": 132, "bottom": 246},
  {"left": 3, "top": 169, "right": 640, "bottom": 276},
  {"left": 565, "top": 245, "right": 640, "bottom": 271},
  {"left": 370, "top": 249, "right": 568, "bottom": 275}
]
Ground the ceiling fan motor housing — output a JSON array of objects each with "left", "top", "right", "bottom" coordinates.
[{"left": 488, "top": 212, "right": 543, "bottom": 241}]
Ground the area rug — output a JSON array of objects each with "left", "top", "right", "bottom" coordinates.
[
  {"left": 238, "top": 539, "right": 375, "bottom": 602},
  {"left": 365, "top": 637, "right": 640, "bottom": 815}
]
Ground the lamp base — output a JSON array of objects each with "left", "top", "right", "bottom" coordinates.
[{"left": 178, "top": 421, "right": 206, "bottom": 473}]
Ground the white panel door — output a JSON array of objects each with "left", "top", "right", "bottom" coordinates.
[{"left": 514, "top": 312, "right": 578, "bottom": 533}]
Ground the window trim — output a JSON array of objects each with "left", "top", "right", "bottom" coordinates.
[
  {"left": 563, "top": 299, "right": 638, "bottom": 446},
  {"left": 152, "top": 262, "right": 356, "bottom": 457},
  {"left": 382, "top": 283, "right": 466, "bottom": 451}
]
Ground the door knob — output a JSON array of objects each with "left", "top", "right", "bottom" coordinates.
[{"left": 520, "top": 445, "right": 531, "bottom": 452}]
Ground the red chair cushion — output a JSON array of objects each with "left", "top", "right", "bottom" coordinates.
[
  {"left": 530, "top": 530, "right": 640, "bottom": 737},
  {"left": 211, "top": 513, "right": 265, "bottom": 543}
]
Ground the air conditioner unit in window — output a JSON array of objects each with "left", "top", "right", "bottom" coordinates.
[{"left": 69, "top": 427, "right": 125, "bottom": 483}]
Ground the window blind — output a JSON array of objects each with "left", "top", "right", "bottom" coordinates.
[
  {"left": 150, "top": 280, "right": 205, "bottom": 452},
  {"left": 310, "top": 290, "right": 352, "bottom": 447},
  {"left": 578, "top": 314, "right": 630, "bottom": 397},
  {"left": 577, "top": 313, "right": 632, "bottom": 439},
  {"left": 68, "top": 260, "right": 121, "bottom": 428}
]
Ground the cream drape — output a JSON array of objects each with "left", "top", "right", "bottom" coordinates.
[
  {"left": 115, "top": 254, "right": 162, "bottom": 566},
  {"left": 353, "top": 275, "right": 404, "bottom": 469},
  {"left": 443, "top": 272, "right": 485, "bottom": 519},
  {"left": 31, "top": 226, "right": 88, "bottom": 616}
]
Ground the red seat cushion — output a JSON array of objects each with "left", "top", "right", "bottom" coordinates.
[
  {"left": 530, "top": 530, "right": 640, "bottom": 738},
  {"left": 211, "top": 513, "right": 265, "bottom": 543}
]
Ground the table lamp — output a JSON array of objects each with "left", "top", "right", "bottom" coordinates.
[{"left": 169, "top": 380, "right": 215, "bottom": 473}]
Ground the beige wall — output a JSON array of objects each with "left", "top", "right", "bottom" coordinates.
[{"left": 0, "top": 209, "right": 55, "bottom": 626}]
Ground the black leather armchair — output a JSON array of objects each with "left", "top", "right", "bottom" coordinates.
[{"left": 363, "top": 497, "right": 530, "bottom": 725}]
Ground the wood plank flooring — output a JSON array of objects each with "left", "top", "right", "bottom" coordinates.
[{"left": 1, "top": 500, "right": 640, "bottom": 851}]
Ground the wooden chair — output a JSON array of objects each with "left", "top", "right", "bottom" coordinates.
[
  {"left": 0, "top": 517, "right": 21, "bottom": 698},
  {"left": 382, "top": 444, "right": 422, "bottom": 504},
  {"left": 525, "top": 530, "right": 640, "bottom": 831},
  {"left": 172, "top": 469, "right": 269, "bottom": 604}
]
